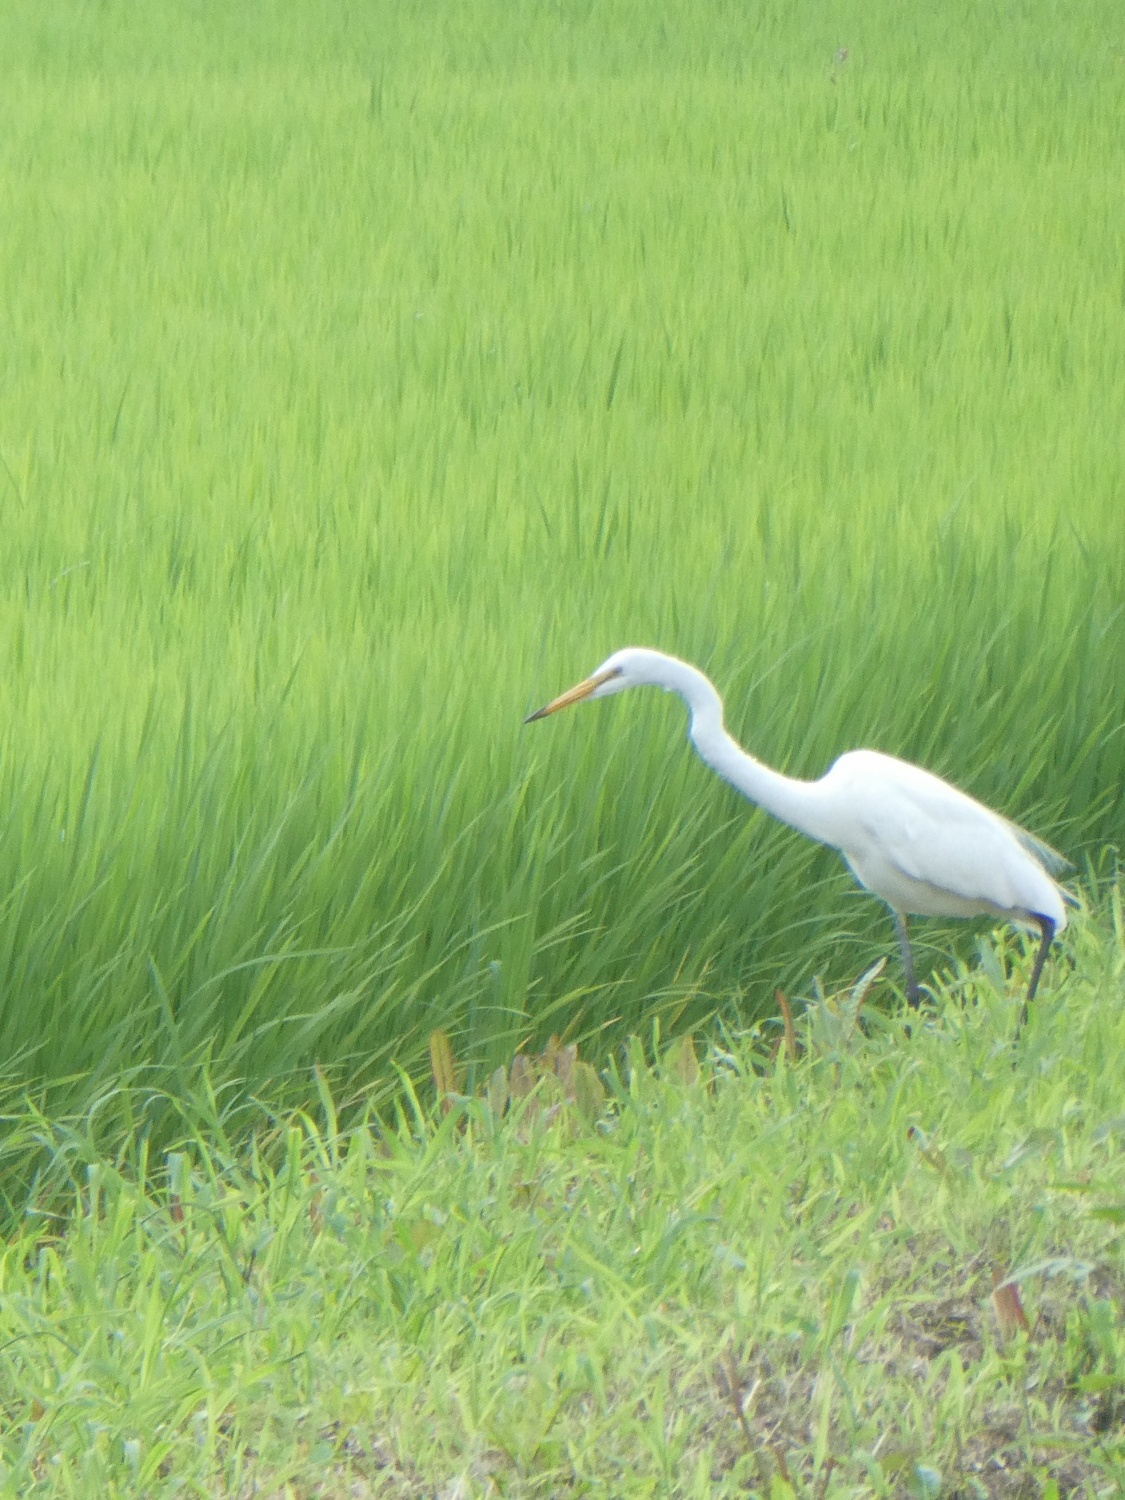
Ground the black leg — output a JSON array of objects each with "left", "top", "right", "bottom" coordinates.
[
  {"left": 1017, "top": 915, "right": 1056, "bottom": 1034},
  {"left": 1026, "top": 916, "right": 1055, "bottom": 1004},
  {"left": 893, "top": 911, "right": 920, "bottom": 1008}
]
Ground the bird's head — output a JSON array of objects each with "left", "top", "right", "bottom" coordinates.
[{"left": 524, "top": 648, "right": 680, "bottom": 722}]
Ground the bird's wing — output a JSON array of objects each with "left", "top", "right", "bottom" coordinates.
[{"left": 832, "top": 752, "right": 1063, "bottom": 915}]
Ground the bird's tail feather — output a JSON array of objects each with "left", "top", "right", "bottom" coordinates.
[{"left": 1000, "top": 816, "right": 1072, "bottom": 877}]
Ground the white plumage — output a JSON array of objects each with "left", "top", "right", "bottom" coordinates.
[{"left": 527, "top": 647, "right": 1069, "bottom": 1011}]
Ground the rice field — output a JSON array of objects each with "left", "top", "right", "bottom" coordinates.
[{"left": 0, "top": 0, "right": 1122, "bottom": 1135}]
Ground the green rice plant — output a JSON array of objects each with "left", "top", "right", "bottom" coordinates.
[{"left": 0, "top": 0, "right": 1120, "bottom": 1125}]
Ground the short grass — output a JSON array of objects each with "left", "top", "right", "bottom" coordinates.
[{"left": 0, "top": 892, "right": 1122, "bottom": 1496}]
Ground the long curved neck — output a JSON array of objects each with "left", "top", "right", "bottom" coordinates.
[{"left": 668, "top": 661, "right": 836, "bottom": 848}]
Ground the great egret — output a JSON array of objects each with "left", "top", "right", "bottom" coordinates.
[{"left": 526, "top": 647, "right": 1071, "bottom": 1014}]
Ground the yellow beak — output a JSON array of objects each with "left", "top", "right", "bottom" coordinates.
[{"left": 524, "top": 666, "right": 620, "bottom": 723}]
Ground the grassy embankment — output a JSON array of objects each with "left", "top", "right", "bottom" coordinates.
[{"left": 0, "top": 906, "right": 1123, "bottom": 1495}]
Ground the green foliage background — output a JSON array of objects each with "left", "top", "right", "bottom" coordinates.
[{"left": 0, "top": 0, "right": 1122, "bottom": 1111}]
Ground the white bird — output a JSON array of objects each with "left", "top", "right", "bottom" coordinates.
[{"left": 526, "top": 647, "right": 1071, "bottom": 1016}]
